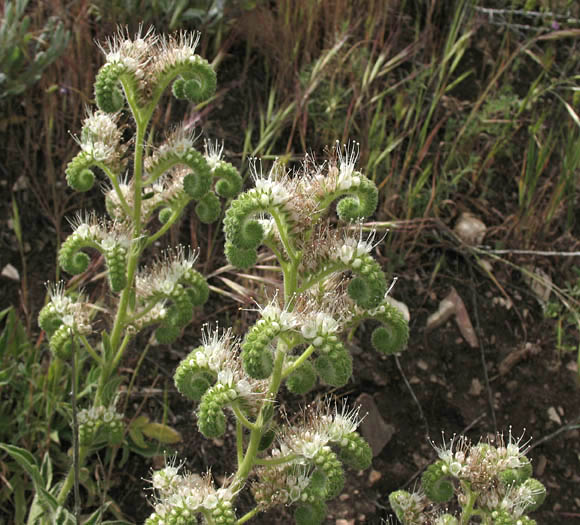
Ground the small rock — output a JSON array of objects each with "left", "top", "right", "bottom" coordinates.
[
  {"left": 468, "top": 378, "right": 483, "bottom": 396},
  {"left": 1, "top": 264, "right": 20, "bottom": 281},
  {"left": 355, "top": 393, "right": 395, "bottom": 456},
  {"left": 547, "top": 406, "right": 562, "bottom": 425},
  {"left": 339, "top": 494, "right": 350, "bottom": 501},
  {"left": 368, "top": 469, "right": 382, "bottom": 485},
  {"left": 454, "top": 212, "right": 486, "bottom": 245},
  {"left": 416, "top": 359, "right": 429, "bottom": 371},
  {"left": 335, "top": 520, "right": 354, "bottom": 525}
]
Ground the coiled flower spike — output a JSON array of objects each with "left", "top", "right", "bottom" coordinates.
[
  {"left": 307, "top": 141, "right": 378, "bottom": 221},
  {"left": 58, "top": 214, "right": 131, "bottom": 293},
  {"left": 241, "top": 301, "right": 298, "bottom": 379}
]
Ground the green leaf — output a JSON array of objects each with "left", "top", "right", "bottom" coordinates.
[
  {"left": 0, "top": 443, "right": 44, "bottom": 489},
  {"left": 128, "top": 425, "right": 147, "bottom": 449},
  {"left": 142, "top": 422, "right": 182, "bottom": 444}
]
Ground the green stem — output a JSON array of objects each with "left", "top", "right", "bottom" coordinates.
[
  {"left": 56, "top": 447, "right": 88, "bottom": 505},
  {"left": 282, "top": 344, "right": 315, "bottom": 379},
  {"left": 236, "top": 507, "right": 260, "bottom": 524},
  {"left": 78, "top": 334, "right": 101, "bottom": 364},
  {"left": 459, "top": 481, "right": 479, "bottom": 524},
  {"left": 232, "top": 402, "right": 258, "bottom": 431}
]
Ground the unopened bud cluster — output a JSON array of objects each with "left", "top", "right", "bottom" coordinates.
[{"left": 389, "top": 433, "right": 546, "bottom": 524}]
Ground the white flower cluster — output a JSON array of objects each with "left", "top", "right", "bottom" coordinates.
[
  {"left": 46, "top": 283, "right": 91, "bottom": 333},
  {"left": 434, "top": 432, "right": 529, "bottom": 483},
  {"left": 71, "top": 213, "right": 132, "bottom": 251},
  {"left": 274, "top": 402, "right": 362, "bottom": 461},
  {"left": 153, "top": 31, "right": 202, "bottom": 75},
  {"left": 250, "top": 159, "right": 292, "bottom": 207},
  {"left": 335, "top": 140, "right": 362, "bottom": 191},
  {"left": 300, "top": 311, "right": 340, "bottom": 343},
  {"left": 136, "top": 246, "right": 198, "bottom": 297},
  {"left": 100, "top": 27, "right": 156, "bottom": 78},
  {"left": 77, "top": 404, "right": 122, "bottom": 426},
  {"left": 259, "top": 301, "right": 299, "bottom": 332},
  {"left": 334, "top": 229, "right": 377, "bottom": 267},
  {"left": 79, "top": 110, "right": 122, "bottom": 164},
  {"left": 150, "top": 468, "right": 235, "bottom": 521},
  {"left": 204, "top": 139, "right": 224, "bottom": 171}
]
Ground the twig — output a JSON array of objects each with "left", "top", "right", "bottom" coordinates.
[
  {"left": 394, "top": 355, "right": 429, "bottom": 439},
  {"left": 527, "top": 415, "right": 580, "bottom": 452},
  {"left": 468, "top": 264, "right": 497, "bottom": 433},
  {"left": 479, "top": 248, "right": 580, "bottom": 257}
]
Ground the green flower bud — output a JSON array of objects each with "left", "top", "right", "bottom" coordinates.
[
  {"left": 241, "top": 319, "right": 284, "bottom": 379},
  {"left": 65, "top": 152, "right": 96, "bottom": 192},
  {"left": 499, "top": 457, "right": 533, "bottom": 488},
  {"left": 183, "top": 170, "right": 212, "bottom": 200},
  {"left": 370, "top": 301, "right": 409, "bottom": 355},
  {"left": 195, "top": 191, "right": 221, "bottom": 224},
  {"left": 224, "top": 241, "right": 257, "bottom": 269},
  {"left": 223, "top": 194, "right": 266, "bottom": 249},
  {"left": 183, "top": 269, "right": 209, "bottom": 306},
  {"left": 346, "top": 255, "right": 386, "bottom": 309},
  {"left": 335, "top": 177, "right": 378, "bottom": 221},
  {"left": 213, "top": 160, "right": 242, "bottom": 198},
  {"left": 286, "top": 358, "right": 317, "bottom": 394},
  {"left": 209, "top": 499, "right": 236, "bottom": 525},
  {"left": 94, "top": 62, "right": 126, "bottom": 113},
  {"left": 158, "top": 207, "right": 173, "bottom": 224},
  {"left": 49, "top": 323, "right": 73, "bottom": 359},
  {"left": 171, "top": 77, "right": 186, "bottom": 99},
  {"left": 103, "top": 242, "right": 128, "bottom": 292},
  {"left": 58, "top": 233, "right": 93, "bottom": 275},
  {"left": 435, "top": 514, "right": 458, "bottom": 525},
  {"left": 178, "top": 56, "right": 216, "bottom": 103},
  {"left": 519, "top": 478, "right": 546, "bottom": 513},
  {"left": 174, "top": 349, "right": 216, "bottom": 402},
  {"left": 337, "top": 432, "right": 372, "bottom": 470},
  {"left": 314, "top": 344, "right": 352, "bottom": 387},
  {"left": 421, "top": 460, "right": 454, "bottom": 503},
  {"left": 294, "top": 501, "right": 326, "bottom": 525},
  {"left": 389, "top": 490, "right": 424, "bottom": 524},
  {"left": 311, "top": 447, "right": 344, "bottom": 500},
  {"left": 197, "top": 383, "right": 236, "bottom": 438},
  {"left": 38, "top": 303, "right": 63, "bottom": 336}
]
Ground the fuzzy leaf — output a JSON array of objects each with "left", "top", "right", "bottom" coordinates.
[{"left": 142, "top": 422, "right": 182, "bottom": 444}]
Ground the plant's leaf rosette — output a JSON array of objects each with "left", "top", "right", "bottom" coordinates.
[
  {"left": 94, "top": 28, "right": 216, "bottom": 114},
  {"left": 77, "top": 405, "right": 123, "bottom": 447},
  {"left": 134, "top": 247, "right": 209, "bottom": 343},
  {"left": 146, "top": 468, "right": 237, "bottom": 525},
  {"left": 38, "top": 283, "right": 92, "bottom": 359},
  {"left": 241, "top": 301, "right": 299, "bottom": 379},
  {"left": 252, "top": 402, "right": 371, "bottom": 525},
  {"left": 66, "top": 110, "right": 127, "bottom": 192}
]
